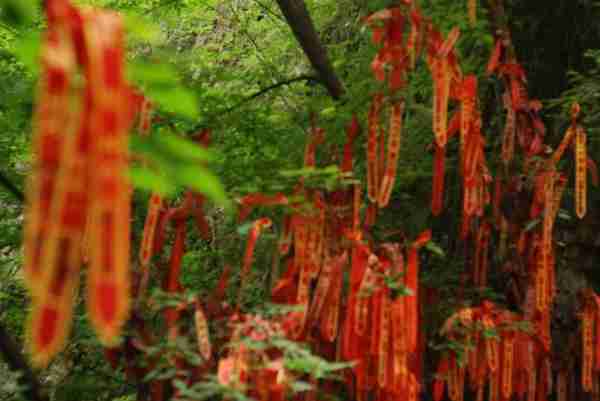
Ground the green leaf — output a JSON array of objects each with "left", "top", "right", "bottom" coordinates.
[
  {"left": 482, "top": 328, "right": 499, "bottom": 340},
  {"left": 0, "top": 0, "right": 36, "bottom": 27},
  {"left": 172, "top": 380, "right": 189, "bottom": 393},
  {"left": 289, "top": 381, "right": 313, "bottom": 393},
  {"left": 152, "top": 86, "right": 199, "bottom": 119},
  {"left": 322, "top": 360, "right": 355, "bottom": 371},
  {"left": 127, "top": 61, "right": 178, "bottom": 85},
  {"left": 523, "top": 218, "right": 541, "bottom": 232},
  {"left": 144, "top": 367, "right": 177, "bottom": 382},
  {"left": 127, "top": 61, "right": 199, "bottom": 119},
  {"left": 237, "top": 222, "right": 253, "bottom": 236},
  {"left": 175, "top": 165, "right": 229, "bottom": 207},
  {"left": 123, "top": 13, "right": 162, "bottom": 44},
  {"left": 383, "top": 273, "right": 405, "bottom": 290},
  {"left": 12, "top": 31, "right": 41, "bottom": 76},
  {"left": 153, "top": 131, "right": 215, "bottom": 163},
  {"left": 271, "top": 338, "right": 310, "bottom": 354},
  {"left": 279, "top": 165, "right": 340, "bottom": 179},
  {"left": 128, "top": 166, "right": 177, "bottom": 195},
  {"left": 284, "top": 357, "right": 316, "bottom": 375},
  {"left": 557, "top": 209, "right": 572, "bottom": 221},
  {"left": 425, "top": 241, "right": 446, "bottom": 257},
  {"left": 238, "top": 338, "right": 268, "bottom": 351},
  {"left": 130, "top": 132, "right": 228, "bottom": 206},
  {"left": 279, "top": 167, "right": 315, "bottom": 178},
  {"left": 321, "top": 106, "right": 336, "bottom": 117},
  {"left": 399, "top": 287, "right": 414, "bottom": 296}
]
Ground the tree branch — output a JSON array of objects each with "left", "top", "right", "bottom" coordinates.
[
  {"left": 195, "top": 74, "right": 319, "bottom": 129},
  {"left": 223, "top": 74, "right": 319, "bottom": 114},
  {"left": 275, "top": 0, "right": 345, "bottom": 100},
  {"left": 251, "top": 0, "right": 287, "bottom": 23},
  {"left": 0, "top": 171, "right": 24, "bottom": 202},
  {"left": 0, "top": 323, "right": 47, "bottom": 401}
]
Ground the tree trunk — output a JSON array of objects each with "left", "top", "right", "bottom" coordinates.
[{"left": 275, "top": 0, "right": 345, "bottom": 100}]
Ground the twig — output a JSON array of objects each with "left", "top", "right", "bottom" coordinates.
[
  {"left": 0, "top": 171, "right": 24, "bottom": 202},
  {"left": 195, "top": 74, "right": 318, "bottom": 130},
  {"left": 226, "top": 2, "right": 306, "bottom": 128},
  {"left": 252, "top": 0, "right": 287, "bottom": 23},
  {"left": 221, "top": 74, "right": 318, "bottom": 114}
]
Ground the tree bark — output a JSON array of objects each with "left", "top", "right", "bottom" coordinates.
[{"left": 275, "top": 0, "right": 345, "bottom": 100}]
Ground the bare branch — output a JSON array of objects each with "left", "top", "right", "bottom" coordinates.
[
  {"left": 0, "top": 171, "right": 24, "bottom": 202},
  {"left": 223, "top": 74, "right": 319, "bottom": 114}
]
